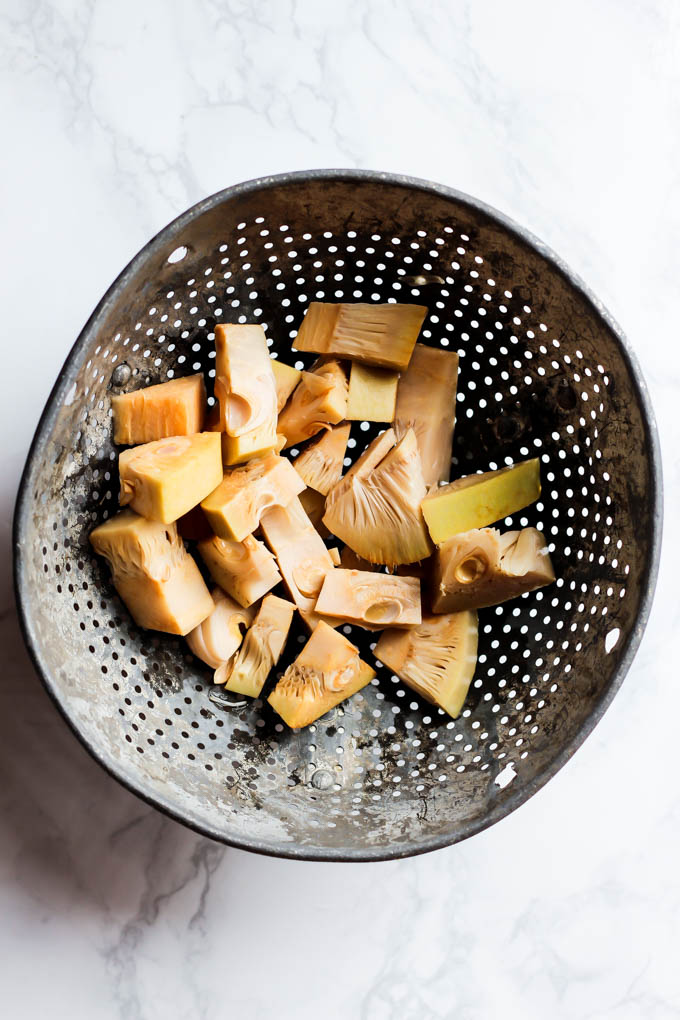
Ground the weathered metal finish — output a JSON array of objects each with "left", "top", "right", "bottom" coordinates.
[{"left": 13, "top": 170, "right": 662, "bottom": 861}]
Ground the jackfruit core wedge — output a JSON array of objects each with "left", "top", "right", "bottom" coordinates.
[
  {"left": 259, "top": 496, "right": 335, "bottom": 615},
  {"left": 217, "top": 594, "right": 295, "bottom": 697},
  {"left": 432, "top": 526, "right": 555, "bottom": 612},
  {"left": 90, "top": 509, "right": 214, "bottom": 635},
  {"left": 294, "top": 302, "right": 426, "bottom": 370},
  {"left": 186, "top": 588, "right": 254, "bottom": 670},
  {"left": 394, "top": 343, "right": 459, "bottom": 486},
  {"left": 277, "top": 359, "right": 348, "bottom": 448},
  {"left": 293, "top": 422, "right": 351, "bottom": 495},
  {"left": 268, "top": 621, "right": 375, "bottom": 727},
  {"left": 375, "top": 611, "right": 478, "bottom": 719},
  {"left": 315, "top": 569, "right": 421, "bottom": 629},
  {"left": 323, "top": 427, "right": 432, "bottom": 565}
]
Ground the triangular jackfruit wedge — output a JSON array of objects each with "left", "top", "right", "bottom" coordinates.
[
  {"left": 217, "top": 595, "right": 295, "bottom": 697},
  {"left": 293, "top": 423, "right": 351, "bottom": 495},
  {"left": 432, "top": 527, "right": 555, "bottom": 612},
  {"left": 315, "top": 568, "right": 421, "bottom": 629},
  {"left": 374, "top": 611, "right": 478, "bottom": 719},
  {"left": 323, "top": 427, "right": 432, "bottom": 565},
  {"left": 294, "top": 302, "right": 426, "bottom": 370},
  {"left": 277, "top": 359, "right": 348, "bottom": 448},
  {"left": 268, "top": 621, "right": 375, "bottom": 727},
  {"left": 394, "top": 344, "right": 459, "bottom": 486},
  {"left": 271, "top": 359, "right": 301, "bottom": 412},
  {"left": 259, "top": 496, "right": 335, "bottom": 614}
]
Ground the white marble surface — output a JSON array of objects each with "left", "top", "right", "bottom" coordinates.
[{"left": 1, "top": 1, "right": 679, "bottom": 1017}]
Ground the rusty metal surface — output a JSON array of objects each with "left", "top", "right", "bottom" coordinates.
[{"left": 13, "top": 170, "right": 662, "bottom": 860}]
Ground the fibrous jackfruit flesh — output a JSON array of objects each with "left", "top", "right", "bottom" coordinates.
[
  {"left": 259, "top": 495, "right": 335, "bottom": 616},
  {"left": 217, "top": 594, "right": 295, "bottom": 697},
  {"left": 394, "top": 344, "right": 459, "bottom": 486},
  {"left": 432, "top": 526, "right": 555, "bottom": 612},
  {"left": 90, "top": 509, "right": 214, "bottom": 635},
  {"left": 323, "top": 427, "right": 432, "bottom": 565},
  {"left": 421, "top": 458, "right": 542, "bottom": 545},
  {"left": 200, "top": 453, "right": 305, "bottom": 542},
  {"left": 111, "top": 374, "right": 206, "bottom": 446},
  {"left": 214, "top": 324, "right": 278, "bottom": 464},
  {"left": 346, "top": 363, "right": 399, "bottom": 422},
  {"left": 293, "top": 423, "right": 351, "bottom": 495},
  {"left": 271, "top": 359, "right": 302, "bottom": 412},
  {"left": 315, "top": 569, "right": 421, "bottom": 629},
  {"left": 277, "top": 359, "right": 348, "bottom": 448},
  {"left": 374, "top": 611, "right": 478, "bottom": 719},
  {"left": 268, "top": 621, "right": 375, "bottom": 727},
  {"left": 197, "top": 533, "right": 281, "bottom": 608},
  {"left": 118, "top": 432, "right": 223, "bottom": 524},
  {"left": 294, "top": 302, "right": 426, "bottom": 370},
  {"left": 186, "top": 588, "right": 254, "bottom": 669}
]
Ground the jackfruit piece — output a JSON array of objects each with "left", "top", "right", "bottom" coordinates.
[
  {"left": 323, "top": 427, "right": 432, "bottom": 565},
  {"left": 271, "top": 359, "right": 301, "bottom": 412},
  {"left": 260, "top": 496, "right": 335, "bottom": 614},
  {"left": 201, "top": 454, "right": 305, "bottom": 542},
  {"left": 292, "top": 423, "right": 351, "bottom": 495},
  {"left": 315, "top": 569, "right": 421, "bottom": 629},
  {"left": 277, "top": 359, "right": 348, "bottom": 448},
  {"left": 118, "top": 432, "right": 223, "bottom": 524},
  {"left": 197, "top": 533, "right": 281, "bottom": 608},
  {"left": 421, "top": 458, "right": 542, "bottom": 545},
  {"left": 90, "top": 509, "right": 214, "bottom": 634},
  {"left": 216, "top": 594, "right": 295, "bottom": 696},
  {"left": 177, "top": 505, "right": 212, "bottom": 541},
  {"left": 346, "top": 363, "right": 399, "bottom": 422},
  {"left": 375, "top": 611, "right": 478, "bottom": 719},
  {"left": 268, "top": 621, "right": 375, "bottom": 727},
  {"left": 298, "top": 487, "right": 329, "bottom": 538},
  {"left": 111, "top": 373, "right": 206, "bottom": 446},
  {"left": 294, "top": 302, "right": 426, "bottom": 370},
  {"left": 432, "top": 527, "right": 555, "bottom": 612},
  {"left": 186, "top": 588, "right": 254, "bottom": 669},
  {"left": 329, "top": 547, "right": 341, "bottom": 566},
  {"left": 394, "top": 344, "right": 459, "bottom": 486},
  {"left": 213, "top": 324, "right": 278, "bottom": 464}
]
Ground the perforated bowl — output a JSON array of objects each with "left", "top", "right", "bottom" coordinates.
[{"left": 14, "top": 170, "right": 662, "bottom": 861}]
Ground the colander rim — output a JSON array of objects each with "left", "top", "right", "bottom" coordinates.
[{"left": 13, "top": 168, "right": 663, "bottom": 862}]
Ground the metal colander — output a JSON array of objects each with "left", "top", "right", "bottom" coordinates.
[{"left": 14, "top": 170, "right": 662, "bottom": 861}]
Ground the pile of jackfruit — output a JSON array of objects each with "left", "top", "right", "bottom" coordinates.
[{"left": 91, "top": 302, "right": 554, "bottom": 728}]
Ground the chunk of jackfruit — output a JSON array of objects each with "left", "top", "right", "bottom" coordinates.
[
  {"left": 268, "top": 621, "right": 374, "bottom": 727},
  {"left": 90, "top": 509, "right": 214, "bottom": 634},
  {"left": 186, "top": 588, "right": 254, "bottom": 669},
  {"left": 346, "top": 363, "right": 399, "bottom": 422},
  {"left": 315, "top": 568, "right": 421, "bottom": 628},
  {"left": 294, "top": 302, "right": 426, "bottom": 370},
  {"left": 197, "top": 533, "right": 281, "bottom": 608},
  {"left": 200, "top": 454, "right": 305, "bottom": 542},
  {"left": 259, "top": 495, "right": 335, "bottom": 615},
  {"left": 111, "top": 374, "right": 206, "bottom": 446},
  {"left": 293, "top": 423, "right": 351, "bottom": 495},
  {"left": 271, "top": 359, "right": 302, "bottom": 412},
  {"left": 217, "top": 594, "right": 295, "bottom": 697},
  {"left": 214, "top": 324, "right": 278, "bottom": 464},
  {"left": 277, "top": 359, "right": 348, "bottom": 448},
  {"left": 118, "top": 432, "right": 223, "bottom": 523},
  {"left": 394, "top": 344, "right": 459, "bottom": 486}
]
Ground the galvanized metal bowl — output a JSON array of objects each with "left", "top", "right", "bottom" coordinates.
[{"left": 14, "top": 171, "right": 662, "bottom": 861}]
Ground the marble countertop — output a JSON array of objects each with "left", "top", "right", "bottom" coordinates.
[{"left": 1, "top": 1, "right": 678, "bottom": 1017}]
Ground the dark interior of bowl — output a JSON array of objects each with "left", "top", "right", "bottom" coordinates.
[{"left": 14, "top": 172, "right": 660, "bottom": 860}]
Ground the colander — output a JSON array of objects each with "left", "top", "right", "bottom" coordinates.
[{"left": 13, "top": 170, "right": 662, "bottom": 861}]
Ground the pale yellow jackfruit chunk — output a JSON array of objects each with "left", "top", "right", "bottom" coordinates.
[
  {"left": 217, "top": 595, "right": 295, "bottom": 697},
  {"left": 375, "top": 611, "right": 478, "bottom": 719},
  {"left": 315, "top": 569, "right": 421, "bottom": 629},
  {"left": 118, "top": 432, "right": 223, "bottom": 524},
  {"left": 421, "top": 458, "right": 542, "bottom": 545},
  {"left": 111, "top": 374, "right": 206, "bottom": 446},
  {"left": 260, "top": 496, "right": 335, "bottom": 615},
  {"left": 197, "top": 533, "right": 281, "bottom": 608},
  {"left": 432, "top": 527, "right": 555, "bottom": 613},
  {"left": 201, "top": 454, "right": 305, "bottom": 542},
  {"left": 271, "top": 359, "right": 301, "bottom": 412},
  {"left": 298, "top": 487, "right": 329, "bottom": 537},
  {"left": 277, "top": 359, "right": 348, "bottom": 448},
  {"left": 186, "top": 588, "right": 254, "bottom": 669},
  {"left": 394, "top": 344, "right": 459, "bottom": 486},
  {"left": 294, "top": 302, "right": 426, "bottom": 370},
  {"left": 90, "top": 509, "right": 214, "bottom": 635},
  {"left": 323, "top": 427, "right": 432, "bottom": 565},
  {"left": 346, "top": 363, "right": 399, "bottom": 422},
  {"left": 268, "top": 621, "right": 375, "bottom": 727},
  {"left": 214, "top": 324, "right": 278, "bottom": 464},
  {"left": 293, "top": 423, "right": 351, "bottom": 495}
]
